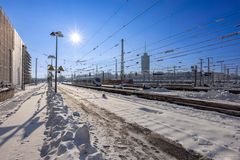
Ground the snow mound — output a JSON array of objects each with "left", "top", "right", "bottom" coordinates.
[
  {"left": 186, "top": 90, "right": 240, "bottom": 102},
  {"left": 41, "top": 88, "right": 103, "bottom": 160}
]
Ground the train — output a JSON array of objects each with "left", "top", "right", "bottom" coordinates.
[{"left": 72, "top": 77, "right": 102, "bottom": 87}]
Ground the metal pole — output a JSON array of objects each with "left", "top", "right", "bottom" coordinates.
[
  {"left": 227, "top": 68, "right": 230, "bottom": 82},
  {"left": 50, "top": 59, "right": 53, "bottom": 87},
  {"left": 115, "top": 58, "right": 118, "bottom": 79},
  {"left": 35, "top": 58, "right": 38, "bottom": 85},
  {"left": 235, "top": 65, "right": 239, "bottom": 83},
  {"left": 207, "top": 57, "right": 210, "bottom": 86},
  {"left": 96, "top": 65, "right": 98, "bottom": 77},
  {"left": 211, "top": 57, "right": 214, "bottom": 86},
  {"left": 200, "top": 59, "right": 203, "bottom": 86},
  {"left": 55, "top": 36, "right": 58, "bottom": 93},
  {"left": 121, "top": 39, "right": 124, "bottom": 82},
  {"left": 194, "top": 65, "right": 197, "bottom": 87},
  {"left": 220, "top": 61, "right": 224, "bottom": 84},
  {"left": 173, "top": 66, "right": 176, "bottom": 84}
]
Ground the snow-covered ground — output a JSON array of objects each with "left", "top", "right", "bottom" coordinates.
[
  {"left": 60, "top": 84, "right": 240, "bottom": 160},
  {"left": 60, "top": 86, "right": 176, "bottom": 160},
  {"left": 0, "top": 83, "right": 105, "bottom": 160},
  {"left": 1, "top": 83, "right": 239, "bottom": 159},
  {"left": 41, "top": 87, "right": 102, "bottom": 160},
  {"left": 0, "top": 84, "right": 47, "bottom": 160},
  {"left": 145, "top": 87, "right": 240, "bottom": 104},
  {"left": 0, "top": 84, "right": 45, "bottom": 124}
]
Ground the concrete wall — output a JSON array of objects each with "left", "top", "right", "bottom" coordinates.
[
  {"left": 0, "top": 88, "right": 14, "bottom": 102},
  {"left": 12, "top": 30, "right": 23, "bottom": 88}
]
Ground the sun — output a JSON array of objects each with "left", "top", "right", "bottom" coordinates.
[{"left": 70, "top": 32, "right": 82, "bottom": 44}]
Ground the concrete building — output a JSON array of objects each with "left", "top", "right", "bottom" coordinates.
[
  {"left": 141, "top": 52, "right": 150, "bottom": 74},
  {"left": 0, "top": 8, "right": 14, "bottom": 84},
  {"left": 0, "top": 8, "right": 31, "bottom": 89}
]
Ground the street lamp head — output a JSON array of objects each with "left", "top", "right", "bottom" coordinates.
[
  {"left": 50, "top": 32, "right": 55, "bottom": 36},
  {"left": 48, "top": 55, "right": 56, "bottom": 59},
  {"left": 57, "top": 31, "right": 64, "bottom": 37},
  {"left": 50, "top": 31, "right": 64, "bottom": 37}
]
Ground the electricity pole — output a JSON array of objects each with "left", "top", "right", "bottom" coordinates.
[
  {"left": 207, "top": 57, "right": 210, "bottom": 86},
  {"left": 96, "top": 65, "right": 98, "bottom": 77},
  {"left": 194, "top": 65, "right": 197, "bottom": 87},
  {"left": 35, "top": 58, "right": 38, "bottom": 85},
  {"left": 200, "top": 59, "right": 203, "bottom": 86},
  {"left": 120, "top": 39, "right": 124, "bottom": 82},
  {"left": 227, "top": 68, "right": 230, "bottom": 82}
]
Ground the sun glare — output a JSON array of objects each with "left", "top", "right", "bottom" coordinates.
[{"left": 70, "top": 32, "right": 82, "bottom": 44}]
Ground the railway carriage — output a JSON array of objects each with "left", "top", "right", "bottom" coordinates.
[{"left": 72, "top": 77, "right": 102, "bottom": 87}]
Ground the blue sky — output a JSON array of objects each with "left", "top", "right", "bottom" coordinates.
[{"left": 1, "top": 0, "right": 240, "bottom": 78}]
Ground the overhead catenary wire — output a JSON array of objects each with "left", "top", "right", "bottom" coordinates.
[
  {"left": 78, "top": 0, "right": 128, "bottom": 52},
  {"left": 75, "top": 36, "right": 240, "bottom": 75},
  {"left": 122, "top": 34, "right": 240, "bottom": 64},
  {"left": 88, "top": 15, "right": 240, "bottom": 65},
  {"left": 64, "top": 9, "right": 240, "bottom": 68},
  {"left": 79, "top": 0, "right": 161, "bottom": 59},
  {"left": 96, "top": 40, "right": 240, "bottom": 74},
  {"left": 64, "top": 10, "right": 240, "bottom": 76},
  {"left": 123, "top": 9, "right": 240, "bottom": 55}
]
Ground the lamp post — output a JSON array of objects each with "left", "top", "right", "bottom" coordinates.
[{"left": 50, "top": 31, "right": 63, "bottom": 93}]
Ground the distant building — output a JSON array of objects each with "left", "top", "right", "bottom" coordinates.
[
  {"left": 22, "top": 45, "right": 32, "bottom": 87},
  {"left": 141, "top": 52, "right": 150, "bottom": 74},
  {"left": 0, "top": 8, "right": 31, "bottom": 89}
]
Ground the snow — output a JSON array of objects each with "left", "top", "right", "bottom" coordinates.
[
  {"left": 1, "top": 82, "right": 239, "bottom": 159},
  {"left": 60, "top": 88, "right": 176, "bottom": 159},
  {"left": 146, "top": 87, "right": 240, "bottom": 104},
  {"left": 41, "top": 87, "right": 103, "bottom": 160},
  {"left": 60, "top": 84, "right": 240, "bottom": 160},
  {"left": 0, "top": 84, "right": 47, "bottom": 160},
  {"left": 0, "top": 84, "right": 45, "bottom": 124},
  {"left": 145, "top": 87, "right": 170, "bottom": 92},
  {"left": 184, "top": 89, "right": 240, "bottom": 103}
]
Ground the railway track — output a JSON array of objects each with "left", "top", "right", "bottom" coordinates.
[
  {"left": 64, "top": 83, "right": 240, "bottom": 117},
  {"left": 59, "top": 84, "right": 240, "bottom": 160},
  {"left": 59, "top": 86, "right": 206, "bottom": 160}
]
